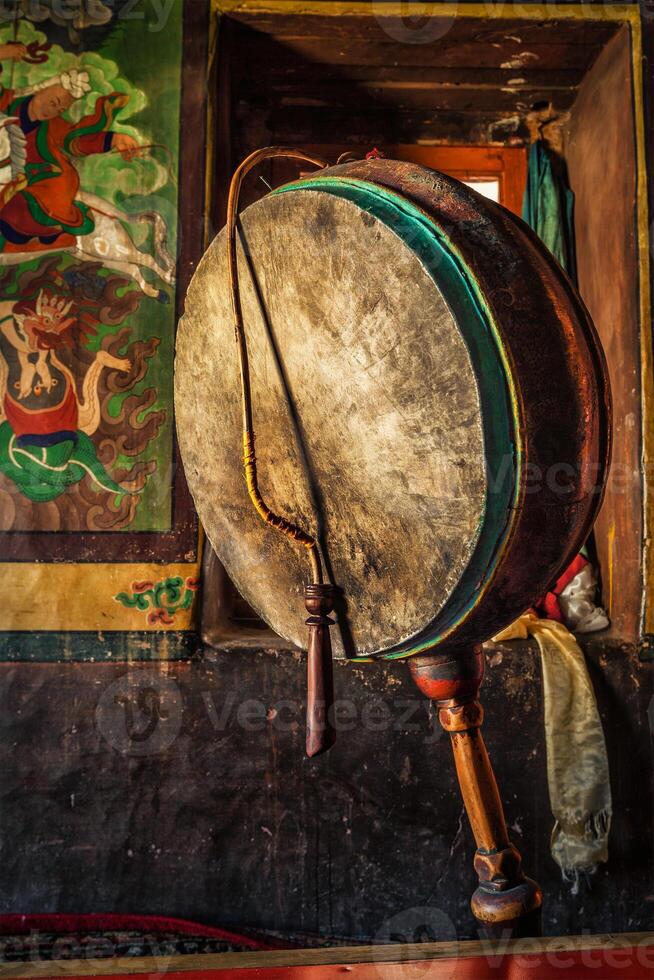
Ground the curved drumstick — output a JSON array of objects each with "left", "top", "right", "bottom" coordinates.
[{"left": 226, "top": 147, "right": 338, "bottom": 757}]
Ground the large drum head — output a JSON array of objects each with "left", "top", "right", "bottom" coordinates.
[{"left": 176, "top": 160, "right": 609, "bottom": 659}]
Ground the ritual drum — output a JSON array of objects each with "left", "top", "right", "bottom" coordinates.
[
  {"left": 176, "top": 152, "right": 611, "bottom": 936},
  {"left": 175, "top": 156, "right": 610, "bottom": 661}
]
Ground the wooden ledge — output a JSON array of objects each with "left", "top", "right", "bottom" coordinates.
[{"left": 0, "top": 932, "right": 653, "bottom": 978}]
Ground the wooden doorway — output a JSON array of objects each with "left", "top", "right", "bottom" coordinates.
[{"left": 209, "top": 3, "right": 648, "bottom": 650}]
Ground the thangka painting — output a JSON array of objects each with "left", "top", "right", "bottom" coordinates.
[{"left": 0, "top": 0, "right": 203, "bottom": 647}]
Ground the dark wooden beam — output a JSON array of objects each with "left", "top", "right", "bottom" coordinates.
[
  {"left": 234, "top": 65, "right": 586, "bottom": 87},
  {"left": 236, "top": 83, "right": 577, "bottom": 112},
  {"left": 233, "top": 34, "right": 608, "bottom": 71},
  {"left": 226, "top": 12, "right": 620, "bottom": 48},
  {"left": 245, "top": 104, "right": 531, "bottom": 145}
]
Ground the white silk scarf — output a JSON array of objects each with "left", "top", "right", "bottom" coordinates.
[{"left": 493, "top": 613, "right": 612, "bottom": 876}]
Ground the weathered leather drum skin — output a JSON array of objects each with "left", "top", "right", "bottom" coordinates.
[{"left": 175, "top": 159, "right": 610, "bottom": 660}]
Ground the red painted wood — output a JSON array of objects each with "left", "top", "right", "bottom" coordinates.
[{"left": 31, "top": 944, "right": 654, "bottom": 980}]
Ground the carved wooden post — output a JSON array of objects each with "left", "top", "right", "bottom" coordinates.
[
  {"left": 305, "top": 583, "right": 336, "bottom": 758},
  {"left": 410, "top": 645, "right": 542, "bottom": 937}
]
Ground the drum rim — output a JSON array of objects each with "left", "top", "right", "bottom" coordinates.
[{"left": 327, "top": 159, "right": 611, "bottom": 650}]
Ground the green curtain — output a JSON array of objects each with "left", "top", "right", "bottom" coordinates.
[{"left": 522, "top": 139, "right": 577, "bottom": 283}]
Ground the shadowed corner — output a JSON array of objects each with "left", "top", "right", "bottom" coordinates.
[{"left": 330, "top": 582, "right": 357, "bottom": 661}]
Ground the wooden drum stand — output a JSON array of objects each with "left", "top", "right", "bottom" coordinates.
[
  {"left": 312, "top": 590, "right": 543, "bottom": 937},
  {"left": 410, "top": 646, "right": 542, "bottom": 936}
]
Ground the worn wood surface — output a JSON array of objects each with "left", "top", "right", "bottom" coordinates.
[
  {"left": 0, "top": 641, "right": 651, "bottom": 941},
  {"left": 565, "top": 27, "right": 641, "bottom": 642},
  {"left": 225, "top": 12, "right": 620, "bottom": 151},
  {"left": 1, "top": 932, "right": 654, "bottom": 978},
  {"left": 269, "top": 145, "right": 527, "bottom": 218},
  {"left": 643, "top": 0, "right": 654, "bottom": 647}
]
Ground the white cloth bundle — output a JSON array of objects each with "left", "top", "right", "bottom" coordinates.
[{"left": 493, "top": 612, "right": 612, "bottom": 878}]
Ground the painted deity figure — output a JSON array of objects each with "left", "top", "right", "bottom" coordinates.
[
  {"left": 0, "top": 289, "right": 132, "bottom": 500},
  {"left": 0, "top": 41, "right": 138, "bottom": 252}
]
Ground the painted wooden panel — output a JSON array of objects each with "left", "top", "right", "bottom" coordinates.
[{"left": 0, "top": 0, "right": 206, "bottom": 646}]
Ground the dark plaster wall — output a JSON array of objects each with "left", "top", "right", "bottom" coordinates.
[{"left": 0, "top": 641, "right": 652, "bottom": 942}]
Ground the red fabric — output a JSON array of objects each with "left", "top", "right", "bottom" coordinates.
[
  {"left": 0, "top": 190, "right": 60, "bottom": 241},
  {"left": 4, "top": 380, "right": 78, "bottom": 436},
  {"left": 536, "top": 591, "right": 562, "bottom": 622},
  {"left": 553, "top": 553, "right": 588, "bottom": 593},
  {"left": 0, "top": 90, "right": 115, "bottom": 235},
  {"left": 68, "top": 131, "right": 110, "bottom": 156},
  {"left": 0, "top": 913, "right": 287, "bottom": 950},
  {"left": 535, "top": 553, "right": 588, "bottom": 623},
  {"left": 0, "top": 919, "right": 650, "bottom": 979}
]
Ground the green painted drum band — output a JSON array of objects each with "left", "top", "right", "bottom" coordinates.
[{"left": 273, "top": 177, "right": 522, "bottom": 659}]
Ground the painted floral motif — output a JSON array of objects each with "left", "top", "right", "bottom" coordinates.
[{"left": 115, "top": 576, "right": 200, "bottom": 627}]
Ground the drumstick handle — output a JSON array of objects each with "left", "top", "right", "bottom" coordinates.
[
  {"left": 227, "top": 147, "right": 338, "bottom": 757},
  {"left": 305, "top": 583, "right": 336, "bottom": 757}
]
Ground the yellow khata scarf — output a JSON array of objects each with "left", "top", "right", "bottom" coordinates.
[{"left": 493, "top": 612, "right": 612, "bottom": 877}]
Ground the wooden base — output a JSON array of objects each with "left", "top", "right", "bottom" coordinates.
[{"left": 410, "top": 645, "right": 542, "bottom": 938}]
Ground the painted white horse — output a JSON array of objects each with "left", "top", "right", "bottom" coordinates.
[{"left": 0, "top": 119, "right": 176, "bottom": 301}]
